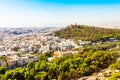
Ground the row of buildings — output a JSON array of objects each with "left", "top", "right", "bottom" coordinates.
[{"left": 0, "top": 33, "right": 85, "bottom": 69}]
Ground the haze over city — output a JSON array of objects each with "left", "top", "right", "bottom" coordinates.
[{"left": 0, "top": 0, "right": 120, "bottom": 28}]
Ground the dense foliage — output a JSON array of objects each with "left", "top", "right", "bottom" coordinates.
[
  {"left": 54, "top": 24, "right": 120, "bottom": 41},
  {"left": 108, "top": 72, "right": 120, "bottom": 80},
  {"left": 81, "top": 41, "right": 120, "bottom": 52},
  {"left": 108, "top": 60, "right": 120, "bottom": 80},
  {"left": 0, "top": 49, "right": 118, "bottom": 80},
  {"left": 109, "top": 60, "right": 120, "bottom": 70}
]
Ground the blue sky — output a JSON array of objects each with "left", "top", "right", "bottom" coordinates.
[{"left": 0, "top": 0, "right": 120, "bottom": 27}]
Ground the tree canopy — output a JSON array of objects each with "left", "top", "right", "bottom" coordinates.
[{"left": 54, "top": 24, "right": 120, "bottom": 41}]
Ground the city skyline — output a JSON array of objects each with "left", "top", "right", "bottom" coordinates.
[{"left": 0, "top": 0, "right": 120, "bottom": 28}]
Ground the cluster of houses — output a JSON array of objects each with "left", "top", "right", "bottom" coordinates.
[
  {"left": 0, "top": 33, "right": 84, "bottom": 69},
  {"left": 0, "top": 32, "right": 119, "bottom": 69},
  {"left": 0, "top": 53, "right": 39, "bottom": 69}
]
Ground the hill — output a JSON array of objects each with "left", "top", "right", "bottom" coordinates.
[{"left": 54, "top": 24, "right": 120, "bottom": 41}]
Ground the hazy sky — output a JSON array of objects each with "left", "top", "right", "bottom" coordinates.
[{"left": 0, "top": 0, "right": 120, "bottom": 28}]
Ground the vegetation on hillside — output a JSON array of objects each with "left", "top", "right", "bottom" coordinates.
[
  {"left": 0, "top": 48, "right": 119, "bottom": 80},
  {"left": 81, "top": 41, "right": 120, "bottom": 52},
  {"left": 108, "top": 72, "right": 120, "bottom": 80},
  {"left": 54, "top": 24, "right": 120, "bottom": 41},
  {"left": 108, "top": 60, "right": 120, "bottom": 80}
]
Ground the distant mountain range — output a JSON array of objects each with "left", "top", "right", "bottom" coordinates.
[
  {"left": 0, "top": 27, "right": 62, "bottom": 40},
  {"left": 0, "top": 27, "right": 61, "bottom": 35}
]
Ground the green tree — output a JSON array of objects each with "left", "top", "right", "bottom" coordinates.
[
  {"left": 0, "top": 67, "right": 6, "bottom": 74},
  {"left": 34, "top": 71, "right": 48, "bottom": 80}
]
